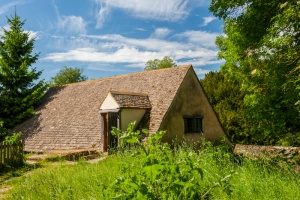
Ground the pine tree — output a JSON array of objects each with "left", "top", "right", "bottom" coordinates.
[{"left": 0, "top": 11, "right": 46, "bottom": 130}]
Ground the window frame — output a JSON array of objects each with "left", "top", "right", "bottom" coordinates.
[{"left": 183, "top": 115, "right": 203, "bottom": 133}]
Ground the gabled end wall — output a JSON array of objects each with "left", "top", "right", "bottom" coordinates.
[{"left": 159, "top": 67, "right": 230, "bottom": 145}]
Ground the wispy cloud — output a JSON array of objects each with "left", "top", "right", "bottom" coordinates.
[
  {"left": 136, "top": 28, "right": 147, "bottom": 32},
  {"left": 151, "top": 28, "right": 172, "bottom": 39},
  {"left": 194, "top": 68, "right": 212, "bottom": 76},
  {"left": 58, "top": 16, "right": 87, "bottom": 34},
  {"left": 93, "top": 0, "right": 207, "bottom": 29},
  {"left": 200, "top": 16, "right": 217, "bottom": 27},
  {"left": 175, "top": 30, "right": 220, "bottom": 48},
  {"left": 43, "top": 29, "right": 222, "bottom": 71},
  {"left": 0, "top": 0, "right": 28, "bottom": 15},
  {"left": 52, "top": 0, "right": 87, "bottom": 34},
  {"left": 44, "top": 47, "right": 160, "bottom": 63},
  {"left": 28, "top": 30, "right": 39, "bottom": 40},
  {"left": 95, "top": 1, "right": 110, "bottom": 29}
]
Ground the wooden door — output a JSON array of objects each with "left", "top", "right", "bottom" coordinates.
[
  {"left": 102, "top": 113, "right": 108, "bottom": 152},
  {"left": 108, "top": 112, "right": 119, "bottom": 149}
]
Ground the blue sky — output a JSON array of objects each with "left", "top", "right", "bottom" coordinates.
[{"left": 0, "top": 0, "right": 224, "bottom": 81}]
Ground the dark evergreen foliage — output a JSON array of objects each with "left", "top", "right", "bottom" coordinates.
[
  {"left": 0, "top": 12, "right": 46, "bottom": 132},
  {"left": 201, "top": 71, "right": 250, "bottom": 144}
]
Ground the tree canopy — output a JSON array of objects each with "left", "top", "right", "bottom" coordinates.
[
  {"left": 201, "top": 71, "right": 250, "bottom": 143},
  {"left": 0, "top": 12, "right": 46, "bottom": 131},
  {"left": 210, "top": 1, "right": 300, "bottom": 145},
  {"left": 144, "top": 56, "right": 176, "bottom": 71},
  {"left": 50, "top": 66, "right": 88, "bottom": 86}
]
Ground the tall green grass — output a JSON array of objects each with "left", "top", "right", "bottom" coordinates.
[{"left": 6, "top": 143, "right": 300, "bottom": 199}]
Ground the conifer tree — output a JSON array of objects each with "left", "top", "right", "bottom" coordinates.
[
  {"left": 201, "top": 71, "right": 250, "bottom": 144},
  {"left": 0, "top": 11, "right": 46, "bottom": 129}
]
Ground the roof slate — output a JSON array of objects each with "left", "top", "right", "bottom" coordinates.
[
  {"left": 110, "top": 91, "right": 151, "bottom": 109},
  {"left": 15, "top": 65, "right": 192, "bottom": 152}
]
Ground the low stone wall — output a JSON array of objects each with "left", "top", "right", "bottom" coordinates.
[{"left": 234, "top": 144, "right": 300, "bottom": 158}]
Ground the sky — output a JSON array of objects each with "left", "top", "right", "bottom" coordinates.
[{"left": 0, "top": 0, "right": 224, "bottom": 81}]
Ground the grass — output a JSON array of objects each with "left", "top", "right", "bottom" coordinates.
[{"left": 3, "top": 143, "right": 300, "bottom": 199}]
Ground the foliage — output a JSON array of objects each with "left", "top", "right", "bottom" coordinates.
[
  {"left": 50, "top": 66, "right": 88, "bottom": 86},
  {"left": 6, "top": 141, "right": 300, "bottom": 200},
  {"left": 0, "top": 12, "right": 46, "bottom": 130},
  {"left": 4, "top": 132, "right": 21, "bottom": 145},
  {"left": 106, "top": 122, "right": 232, "bottom": 199},
  {"left": 144, "top": 56, "right": 176, "bottom": 71},
  {"left": 210, "top": 1, "right": 300, "bottom": 145},
  {"left": 0, "top": 120, "right": 22, "bottom": 143},
  {"left": 0, "top": 121, "right": 7, "bottom": 141},
  {"left": 201, "top": 71, "right": 250, "bottom": 144}
]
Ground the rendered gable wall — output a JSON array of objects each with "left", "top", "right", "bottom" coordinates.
[
  {"left": 100, "top": 92, "right": 120, "bottom": 110},
  {"left": 159, "top": 67, "right": 228, "bottom": 145}
]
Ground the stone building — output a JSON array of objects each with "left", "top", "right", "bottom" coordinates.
[{"left": 15, "top": 65, "right": 228, "bottom": 152}]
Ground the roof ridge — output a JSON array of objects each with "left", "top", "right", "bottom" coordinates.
[
  {"left": 110, "top": 91, "right": 149, "bottom": 96},
  {"left": 64, "top": 64, "right": 192, "bottom": 86}
]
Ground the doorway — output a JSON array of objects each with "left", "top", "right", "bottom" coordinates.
[{"left": 102, "top": 112, "right": 119, "bottom": 152}]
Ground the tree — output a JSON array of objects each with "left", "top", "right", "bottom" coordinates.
[
  {"left": 0, "top": 12, "right": 46, "bottom": 130},
  {"left": 201, "top": 71, "right": 250, "bottom": 144},
  {"left": 144, "top": 56, "right": 176, "bottom": 71},
  {"left": 210, "top": 1, "right": 300, "bottom": 145},
  {"left": 50, "top": 66, "right": 88, "bottom": 86}
]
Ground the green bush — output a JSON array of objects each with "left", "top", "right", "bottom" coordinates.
[
  {"left": 103, "top": 122, "right": 233, "bottom": 199},
  {"left": 5, "top": 124, "right": 300, "bottom": 199}
]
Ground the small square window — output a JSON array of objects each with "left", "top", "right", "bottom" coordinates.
[{"left": 183, "top": 115, "right": 203, "bottom": 133}]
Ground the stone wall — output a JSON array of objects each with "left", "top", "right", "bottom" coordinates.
[{"left": 234, "top": 144, "right": 300, "bottom": 158}]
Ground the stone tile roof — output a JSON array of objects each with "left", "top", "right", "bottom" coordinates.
[
  {"left": 110, "top": 91, "right": 151, "bottom": 109},
  {"left": 15, "top": 65, "right": 192, "bottom": 152}
]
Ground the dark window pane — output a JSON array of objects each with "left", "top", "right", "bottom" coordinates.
[{"left": 183, "top": 116, "right": 203, "bottom": 133}]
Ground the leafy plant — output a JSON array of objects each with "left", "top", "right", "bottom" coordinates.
[
  {"left": 106, "top": 122, "right": 232, "bottom": 199},
  {"left": 4, "top": 132, "right": 22, "bottom": 145},
  {"left": 6, "top": 140, "right": 300, "bottom": 199}
]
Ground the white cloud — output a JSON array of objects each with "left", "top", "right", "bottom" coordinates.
[
  {"left": 0, "top": 0, "right": 28, "bottom": 15},
  {"left": 136, "top": 28, "right": 146, "bottom": 32},
  {"left": 93, "top": 0, "right": 207, "bottom": 29},
  {"left": 83, "top": 34, "right": 186, "bottom": 51},
  {"left": 43, "top": 29, "right": 222, "bottom": 70},
  {"left": 178, "top": 59, "right": 223, "bottom": 66},
  {"left": 151, "top": 28, "right": 172, "bottom": 39},
  {"left": 0, "top": 25, "right": 9, "bottom": 36},
  {"left": 57, "top": 16, "right": 87, "bottom": 34},
  {"left": 194, "top": 68, "right": 212, "bottom": 76},
  {"left": 52, "top": 0, "right": 87, "bottom": 34},
  {"left": 175, "top": 30, "right": 220, "bottom": 48},
  {"left": 43, "top": 47, "right": 160, "bottom": 63},
  {"left": 28, "top": 30, "right": 39, "bottom": 40},
  {"left": 200, "top": 16, "right": 217, "bottom": 27},
  {"left": 95, "top": 1, "right": 110, "bottom": 29}
]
